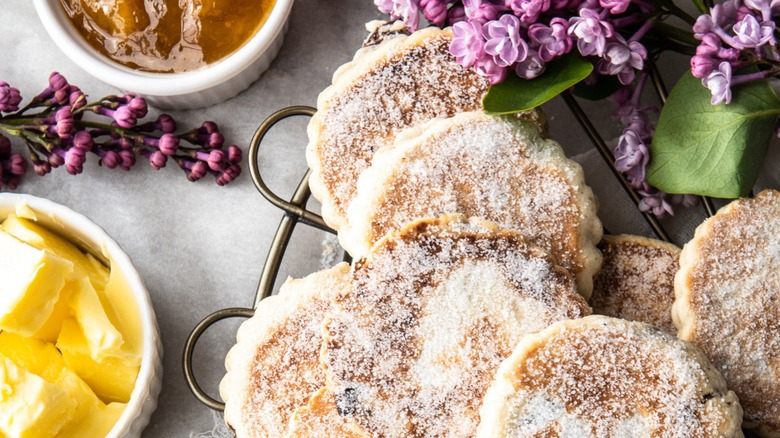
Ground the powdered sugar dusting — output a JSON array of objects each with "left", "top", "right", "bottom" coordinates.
[
  {"left": 313, "top": 28, "right": 488, "bottom": 220},
  {"left": 591, "top": 235, "right": 680, "bottom": 334},
  {"left": 286, "top": 388, "right": 369, "bottom": 437},
  {"left": 222, "top": 265, "right": 351, "bottom": 437},
  {"left": 484, "top": 317, "right": 743, "bottom": 437},
  {"left": 678, "top": 189, "right": 780, "bottom": 431},
  {"left": 345, "top": 112, "right": 602, "bottom": 298},
  {"left": 350, "top": 115, "right": 580, "bottom": 282},
  {"left": 322, "top": 216, "right": 589, "bottom": 438}
]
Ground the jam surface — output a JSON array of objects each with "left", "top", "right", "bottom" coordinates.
[{"left": 60, "top": 0, "right": 275, "bottom": 73}]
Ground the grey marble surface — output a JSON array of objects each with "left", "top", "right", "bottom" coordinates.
[{"left": 0, "top": 1, "right": 724, "bottom": 436}]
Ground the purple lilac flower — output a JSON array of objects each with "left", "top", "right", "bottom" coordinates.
[
  {"left": 744, "top": 0, "right": 780, "bottom": 21},
  {"left": 396, "top": 0, "right": 421, "bottom": 31},
  {"left": 670, "top": 193, "right": 699, "bottom": 208},
  {"left": 421, "top": 0, "right": 448, "bottom": 25},
  {"left": 614, "top": 129, "right": 650, "bottom": 187},
  {"left": 475, "top": 56, "right": 509, "bottom": 84},
  {"left": 451, "top": 20, "right": 486, "bottom": 68},
  {"left": 568, "top": 8, "right": 614, "bottom": 56},
  {"left": 599, "top": 0, "right": 630, "bottom": 14},
  {"left": 551, "top": 0, "right": 576, "bottom": 8},
  {"left": 448, "top": 5, "right": 467, "bottom": 23},
  {"left": 375, "top": 0, "right": 395, "bottom": 13},
  {"left": 697, "top": 33, "right": 740, "bottom": 59},
  {"left": 693, "top": 1, "right": 739, "bottom": 39},
  {"left": 206, "top": 149, "right": 228, "bottom": 171},
  {"left": 702, "top": 62, "right": 733, "bottom": 104},
  {"left": 732, "top": 14, "right": 776, "bottom": 48},
  {"left": 0, "top": 82, "right": 22, "bottom": 113},
  {"left": 507, "top": 0, "right": 551, "bottom": 23},
  {"left": 597, "top": 36, "right": 647, "bottom": 85},
  {"left": 515, "top": 51, "right": 546, "bottom": 78},
  {"left": 691, "top": 33, "right": 739, "bottom": 78},
  {"left": 463, "top": 0, "right": 505, "bottom": 22},
  {"left": 638, "top": 188, "right": 674, "bottom": 217},
  {"left": 528, "top": 17, "right": 572, "bottom": 62},
  {"left": 483, "top": 15, "right": 528, "bottom": 67}
]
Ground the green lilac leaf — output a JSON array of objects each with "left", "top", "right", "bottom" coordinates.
[
  {"left": 482, "top": 53, "right": 594, "bottom": 115},
  {"left": 647, "top": 72, "right": 780, "bottom": 198}
]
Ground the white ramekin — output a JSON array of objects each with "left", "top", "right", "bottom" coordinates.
[
  {"left": 33, "top": 0, "right": 294, "bottom": 109},
  {"left": 0, "top": 193, "right": 162, "bottom": 438}
]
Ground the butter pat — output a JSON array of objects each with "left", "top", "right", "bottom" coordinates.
[
  {"left": 68, "top": 276, "right": 128, "bottom": 362},
  {"left": 57, "top": 318, "right": 139, "bottom": 404},
  {"left": 1, "top": 215, "right": 109, "bottom": 290},
  {"left": 59, "top": 402, "right": 126, "bottom": 438},
  {"left": 0, "top": 353, "right": 76, "bottom": 438},
  {"left": 0, "top": 230, "right": 73, "bottom": 336}
]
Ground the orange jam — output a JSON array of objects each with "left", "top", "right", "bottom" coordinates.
[{"left": 59, "top": 0, "right": 276, "bottom": 73}]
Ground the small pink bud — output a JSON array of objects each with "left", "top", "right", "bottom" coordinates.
[
  {"left": 101, "top": 151, "right": 120, "bottom": 169},
  {"left": 207, "top": 149, "right": 227, "bottom": 171},
  {"left": 113, "top": 106, "right": 136, "bottom": 129},
  {"left": 128, "top": 97, "right": 148, "bottom": 118},
  {"left": 49, "top": 72, "right": 68, "bottom": 91},
  {"left": 227, "top": 145, "right": 242, "bottom": 163},
  {"left": 73, "top": 131, "right": 93, "bottom": 151},
  {"left": 200, "top": 121, "right": 218, "bottom": 134},
  {"left": 187, "top": 161, "right": 208, "bottom": 181},
  {"left": 8, "top": 154, "right": 27, "bottom": 175},
  {"left": 158, "top": 133, "right": 179, "bottom": 156},
  {"left": 157, "top": 114, "right": 176, "bottom": 133},
  {"left": 119, "top": 150, "right": 136, "bottom": 170},
  {"left": 65, "top": 148, "right": 86, "bottom": 175},
  {"left": 148, "top": 151, "right": 167, "bottom": 170},
  {"left": 55, "top": 107, "right": 75, "bottom": 139},
  {"left": 207, "top": 132, "right": 224, "bottom": 149}
]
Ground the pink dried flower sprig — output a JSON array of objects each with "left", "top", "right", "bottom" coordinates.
[{"left": 0, "top": 72, "right": 242, "bottom": 190}]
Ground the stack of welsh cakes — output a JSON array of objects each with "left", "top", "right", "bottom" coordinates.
[{"left": 220, "top": 23, "right": 780, "bottom": 437}]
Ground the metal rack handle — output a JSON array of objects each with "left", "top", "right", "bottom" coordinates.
[
  {"left": 183, "top": 106, "right": 340, "bottom": 412},
  {"left": 248, "top": 106, "right": 332, "bottom": 233},
  {"left": 182, "top": 307, "right": 254, "bottom": 411}
]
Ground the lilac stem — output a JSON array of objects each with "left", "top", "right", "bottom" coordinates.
[
  {"left": 613, "top": 15, "right": 640, "bottom": 29},
  {"left": 629, "top": 20, "right": 654, "bottom": 44},
  {"left": 731, "top": 69, "right": 776, "bottom": 86},
  {"left": 631, "top": 73, "right": 649, "bottom": 107}
]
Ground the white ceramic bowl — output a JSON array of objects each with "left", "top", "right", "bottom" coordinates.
[
  {"left": 0, "top": 193, "right": 162, "bottom": 438},
  {"left": 33, "top": 0, "right": 294, "bottom": 109}
]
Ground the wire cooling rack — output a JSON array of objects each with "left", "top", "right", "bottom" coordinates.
[{"left": 182, "top": 63, "right": 723, "bottom": 412}]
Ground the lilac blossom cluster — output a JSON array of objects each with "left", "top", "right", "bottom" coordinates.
[
  {"left": 692, "top": 0, "right": 779, "bottom": 104},
  {"left": 612, "top": 77, "right": 697, "bottom": 217},
  {"left": 0, "top": 73, "right": 242, "bottom": 189},
  {"left": 375, "top": 0, "right": 654, "bottom": 85}
]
